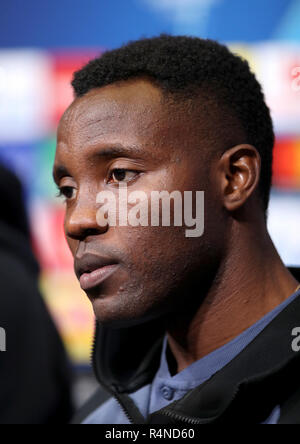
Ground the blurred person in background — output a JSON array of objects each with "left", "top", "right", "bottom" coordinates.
[{"left": 0, "top": 163, "right": 73, "bottom": 424}]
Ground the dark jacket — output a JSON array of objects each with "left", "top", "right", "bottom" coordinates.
[
  {"left": 0, "top": 223, "right": 72, "bottom": 424},
  {"left": 0, "top": 220, "right": 73, "bottom": 424},
  {"left": 75, "top": 267, "right": 300, "bottom": 424},
  {"left": 0, "top": 164, "right": 73, "bottom": 424}
]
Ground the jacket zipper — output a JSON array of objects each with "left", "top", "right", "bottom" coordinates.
[
  {"left": 111, "top": 392, "right": 135, "bottom": 424},
  {"left": 90, "top": 321, "right": 137, "bottom": 424},
  {"left": 158, "top": 358, "right": 296, "bottom": 425},
  {"left": 157, "top": 386, "right": 240, "bottom": 425},
  {"left": 89, "top": 320, "right": 235, "bottom": 425}
]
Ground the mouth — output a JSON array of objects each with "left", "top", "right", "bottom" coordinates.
[{"left": 75, "top": 253, "right": 120, "bottom": 292}]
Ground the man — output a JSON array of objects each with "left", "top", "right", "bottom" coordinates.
[
  {"left": 53, "top": 35, "right": 300, "bottom": 424},
  {"left": 0, "top": 164, "right": 73, "bottom": 424}
]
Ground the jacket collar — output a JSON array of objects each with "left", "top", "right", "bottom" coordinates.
[
  {"left": 92, "top": 268, "right": 300, "bottom": 422},
  {"left": 92, "top": 317, "right": 165, "bottom": 394},
  {"left": 150, "top": 289, "right": 300, "bottom": 423}
]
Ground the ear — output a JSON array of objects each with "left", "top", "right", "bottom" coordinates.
[{"left": 218, "top": 144, "right": 261, "bottom": 212}]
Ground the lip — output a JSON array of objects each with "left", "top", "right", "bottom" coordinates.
[
  {"left": 79, "top": 264, "right": 120, "bottom": 291},
  {"left": 75, "top": 253, "right": 119, "bottom": 291}
]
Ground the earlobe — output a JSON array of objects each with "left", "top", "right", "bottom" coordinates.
[{"left": 218, "top": 144, "right": 261, "bottom": 212}]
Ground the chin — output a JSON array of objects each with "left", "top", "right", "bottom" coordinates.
[{"left": 90, "top": 295, "right": 165, "bottom": 329}]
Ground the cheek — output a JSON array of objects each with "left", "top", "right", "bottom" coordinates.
[
  {"left": 116, "top": 225, "right": 211, "bottom": 317},
  {"left": 66, "top": 236, "right": 77, "bottom": 257},
  {"left": 119, "top": 224, "right": 202, "bottom": 279},
  {"left": 64, "top": 217, "right": 77, "bottom": 257}
]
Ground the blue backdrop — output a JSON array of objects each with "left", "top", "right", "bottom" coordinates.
[{"left": 0, "top": 0, "right": 299, "bottom": 49}]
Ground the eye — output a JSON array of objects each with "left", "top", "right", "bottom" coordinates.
[
  {"left": 57, "top": 186, "right": 76, "bottom": 201},
  {"left": 107, "top": 168, "right": 139, "bottom": 184}
]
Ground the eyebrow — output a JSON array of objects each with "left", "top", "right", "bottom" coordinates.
[
  {"left": 89, "top": 144, "right": 147, "bottom": 161},
  {"left": 52, "top": 165, "right": 71, "bottom": 184},
  {"left": 53, "top": 144, "right": 151, "bottom": 184}
]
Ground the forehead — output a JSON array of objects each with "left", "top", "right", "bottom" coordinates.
[
  {"left": 57, "top": 79, "right": 174, "bottom": 148},
  {"left": 55, "top": 78, "right": 221, "bottom": 176}
]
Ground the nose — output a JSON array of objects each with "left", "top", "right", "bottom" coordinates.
[{"left": 65, "top": 194, "right": 108, "bottom": 241}]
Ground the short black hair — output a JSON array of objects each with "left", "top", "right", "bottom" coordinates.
[{"left": 72, "top": 34, "right": 274, "bottom": 212}]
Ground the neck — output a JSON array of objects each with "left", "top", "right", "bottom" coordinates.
[{"left": 166, "top": 215, "right": 299, "bottom": 374}]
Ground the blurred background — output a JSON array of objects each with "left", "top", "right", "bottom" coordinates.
[{"left": 0, "top": 0, "right": 299, "bottom": 407}]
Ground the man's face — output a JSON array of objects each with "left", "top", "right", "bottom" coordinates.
[{"left": 54, "top": 79, "right": 225, "bottom": 326}]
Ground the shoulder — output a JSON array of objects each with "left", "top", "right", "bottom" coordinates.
[{"left": 71, "top": 387, "right": 130, "bottom": 424}]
